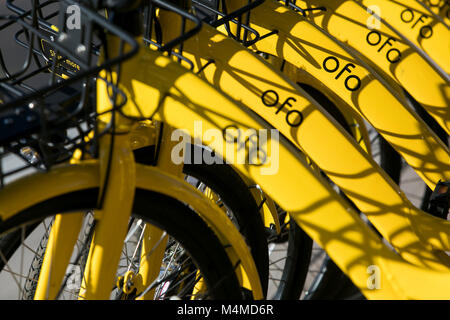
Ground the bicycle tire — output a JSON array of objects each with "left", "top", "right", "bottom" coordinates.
[{"left": 268, "top": 210, "right": 313, "bottom": 300}]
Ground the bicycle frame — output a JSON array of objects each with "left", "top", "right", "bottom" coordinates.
[
  {"left": 16, "top": 36, "right": 263, "bottom": 299},
  {"left": 357, "top": 0, "right": 450, "bottom": 74},
  {"left": 419, "top": 0, "right": 450, "bottom": 25},
  {"left": 2, "top": 35, "right": 450, "bottom": 298},
  {"left": 288, "top": 0, "right": 449, "bottom": 136},
  {"left": 2, "top": 2, "right": 448, "bottom": 300},
  {"left": 266, "top": 55, "right": 373, "bottom": 155},
  {"left": 221, "top": 0, "right": 450, "bottom": 190},
  {"left": 154, "top": 8, "right": 450, "bottom": 260},
  {"left": 102, "top": 44, "right": 450, "bottom": 298}
]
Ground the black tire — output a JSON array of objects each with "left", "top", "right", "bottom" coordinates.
[
  {"left": 268, "top": 210, "right": 312, "bottom": 300},
  {"left": 0, "top": 189, "right": 245, "bottom": 300}
]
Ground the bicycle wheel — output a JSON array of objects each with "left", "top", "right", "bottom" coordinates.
[
  {"left": 266, "top": 207, "right": 312, "bottom": 300},
  {"left": 0, "top": 189, "right": 245, "bottom": 300},
  {"left": 135, "top": 144, "right": 269, "bottom": 296}
]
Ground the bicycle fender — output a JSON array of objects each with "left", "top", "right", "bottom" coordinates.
[
  {"left": 356, "top": 0, "right": 450, "bottom": 73},
  {"left": 151, "top": 21, "right": 450, "bottom": 256},
  {"left": 292, "top": 0, "right": 450, "bottom": 135},
  {"left": 0, "top": 159, "right": 263, "bottom": 299},
  {"left": 418, "top": 0, "right": 450, "bottom": 26},
  {"left": 96, "top": 47, "right": 450, "bottom": 298},
  {"left": 241, "top": 0, "right": 450, "bottom": 189},
  {"left": 134, "top": 164, "right": 264, "bottom": 299}
]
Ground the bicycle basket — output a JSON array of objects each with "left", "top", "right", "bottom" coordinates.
[
  {"left": 279, "top": 1, "right": 326, "bottom": 16},
  {"left": 143, "top": 0, "right": 202, "bottom": 70},
  {"left": 0, "top": 0, "right": 138, "bottom": 187},
  {"left": 191, "top": 0, "right": 265, "bottom": 46}
]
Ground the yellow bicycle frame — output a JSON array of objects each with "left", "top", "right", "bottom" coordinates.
[
  {"left": 356, "top": 0, "right": 450, "bottom": 74},
  {"left": 3, "top": 4, "right": 449, "bottom": 298},
  {"left": 419, "top": 0, "right": 450, "bottom": 25},
  {"left": 27, "top": 41, "right": 263, "bottom": 299},
  {"left": 155, "top": 5, "right": 450, "bottom": 262},
  {"left": 267, "top": 55, "right": 373, "bottom": 155},
  {"left": 2, "top": 39, "right": 450, "bottom": 299},
  {"left": 290, "top": 0, "right": 449, "bottom": 135},
  {"left": 224, "top": 0, "right": 450, "bottom": 190},
  {"left": 95, "top": 45, "right": 450, "bottom": 299},
  {"left": 417, "top": 0, "right": 450, "bottom": 27}
]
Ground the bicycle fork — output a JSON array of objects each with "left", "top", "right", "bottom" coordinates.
[
  {"left": 34, "top": 131, "right": 136, "bottom": 300},
  {"left": 32, "top": 121, "right": 249, "bottom": 299}
]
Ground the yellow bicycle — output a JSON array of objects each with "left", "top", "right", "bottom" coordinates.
[{"left": 0, "top": 0, "right": 449, "bottom": 300}]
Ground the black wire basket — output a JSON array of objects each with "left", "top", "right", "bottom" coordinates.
[
  {"left": 142, "top": 0, "right": 265, "bottom": 69},
  {"left": 142, "top": 0, "right": 203, "bottom": 70},
  {"left": 192, "top": 0, "right": 265, "bottom": 46},
  {"left": 0, "top": 0, "right": 139, "bottom": 187},
  {"left": 279, "top": 0, "right": 326, "bottom": 16},
  {"left": 191, "top": 0, "right": 326, "bottom": 46}
]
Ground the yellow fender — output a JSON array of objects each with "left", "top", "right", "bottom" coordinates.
[
  {"left": 356, "top": 0, "right": 450, "bottom": 73},
  {"left": 149, "top": 16, "right": 450, "bottom": 261},
  {"left": 418, "top": 0, "right": 450, "bottom": 26},
  {"left": 229, "top": 0, "right": 450, "bottom": 189},
  {"left": 135, "top": 164, "right": 263, "bottom": 298},
  {"left": 0, "top": 160, "right": 263, "bottom": 299},
  {"left": 290, "top": 0, "right": 449, "bottom": 135}
]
